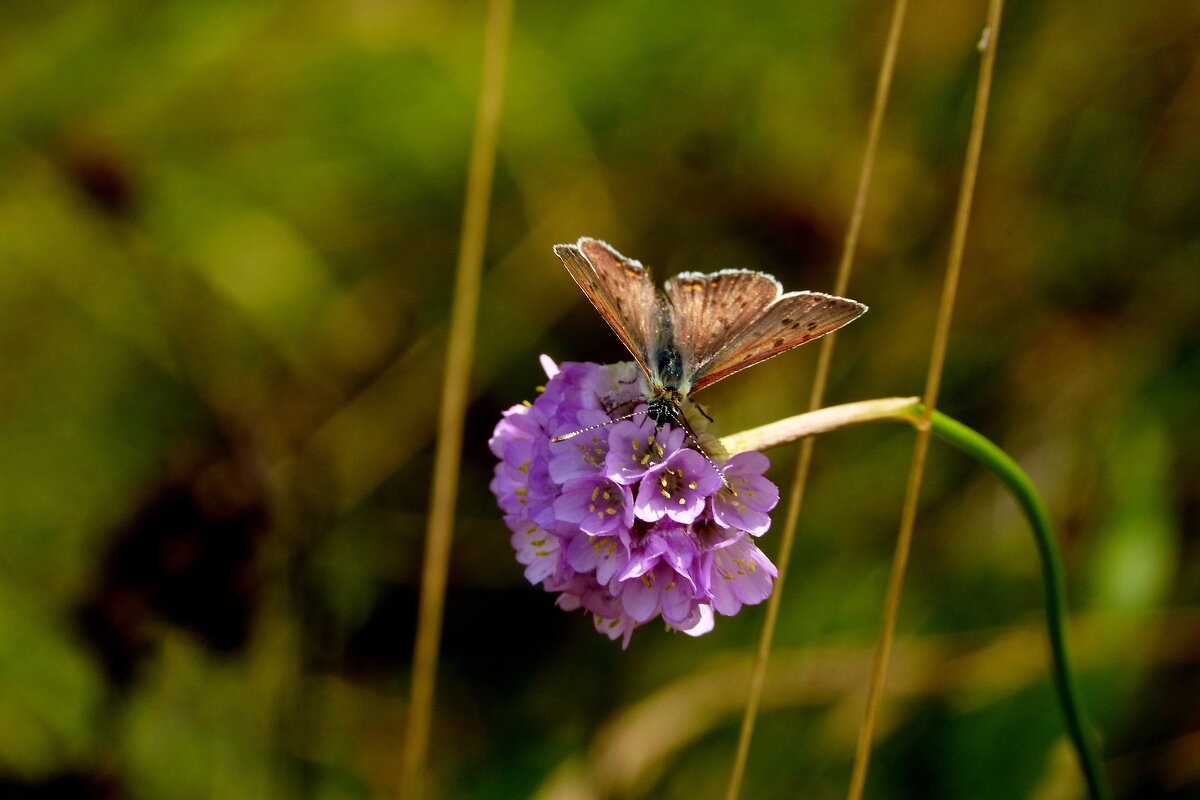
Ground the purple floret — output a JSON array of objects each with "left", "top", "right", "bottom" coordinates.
[
  {"left": 633, "top": 449, "right": 724, "bottom": 525},
  {"left": 554, "top": 473, "right": 634, "bottom": 536},
  {"left": 711, "top": 451, "right": 781, "bottom": 536}
]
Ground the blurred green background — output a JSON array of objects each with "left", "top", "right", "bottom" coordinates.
[{"left": 1, "top": 0, "right": 1197, "bottom": 798}]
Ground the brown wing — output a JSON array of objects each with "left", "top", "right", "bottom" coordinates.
[
  {"left": 666, "top": 270, "right": 866, "bottom": 393},
  {"left": 665, "top": 269, "right": 782, "bottom": 377},
  {"left": 553, "top": 238, "right": 660, "bottom": 378}
]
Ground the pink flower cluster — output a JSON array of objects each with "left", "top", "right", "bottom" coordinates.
[{"left": 490, "top": 357, "right": 780, "bottom": 646}]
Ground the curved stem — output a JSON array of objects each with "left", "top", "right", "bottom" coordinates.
[
  {"left": 721, "top": 400, "right": 1110, "bottom": 800},
  {"left": 719, "top": 396, "right": 921, "bottom": 455},
  {"left": 926, "top": 410, "right": 1110, "bottom": 800}
]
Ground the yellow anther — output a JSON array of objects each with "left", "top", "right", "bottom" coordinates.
[
  {"left": 661, "top": 489, "right": 671, "bottom": 498},
  {"left": 591, "top": 486, "right": 600, "bottom": 501},
  {"left": 678, "top": 498, "right": 686, "bottom": 505},
  {"left": 606, "top": 508, "right": 616, "bottom": 515},
  {"left": 688, "top": 481, "right": 697, "bottom": 490}
]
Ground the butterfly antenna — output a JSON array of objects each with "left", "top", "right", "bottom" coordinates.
[{"left": 550, "top": 409, "right": 647, "bottom": 443}]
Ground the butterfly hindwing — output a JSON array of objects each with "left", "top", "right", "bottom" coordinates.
[{"left": 553, "top": 237, "right": 660, "bottom": 378}]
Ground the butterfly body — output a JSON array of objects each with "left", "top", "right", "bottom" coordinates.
[
  {"left": 553, "top": 237, "right": 867, "bottom": 439},
  {"left": 642, "top": 303, "right": 685, "bottom": 424}
]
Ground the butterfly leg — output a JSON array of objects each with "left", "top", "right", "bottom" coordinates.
[{"left": 691, "top": 401, "right": 714, "bottom": 424}]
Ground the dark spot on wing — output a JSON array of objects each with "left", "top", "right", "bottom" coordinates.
[{"left": 806, "top": 321, "right": 818, "bottom": 330}]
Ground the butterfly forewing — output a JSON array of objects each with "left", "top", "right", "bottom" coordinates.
[
  {"left": 666, "top": 269, "right": 784, "bottom": 383},
  {"left": 553, "top": 238, "right": 660, "bottom": 378},
  {"left": 683, "top": 290, "right": 867, "bottom": 393}
]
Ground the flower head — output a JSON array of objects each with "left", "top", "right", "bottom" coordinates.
[{"left": 490, "top": 357, "right": 781, "bottom": 647}]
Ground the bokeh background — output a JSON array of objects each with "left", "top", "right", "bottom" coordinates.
[{"left": 1, "top": 0, "right": 1198, "bottom": 798}]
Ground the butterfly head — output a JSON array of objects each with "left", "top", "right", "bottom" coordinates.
[{"left": 646, "top": 385, "right": 686, "bottom": 427}]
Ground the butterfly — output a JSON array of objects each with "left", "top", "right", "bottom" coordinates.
[{"left": 552, "top": 237, "right": 867, "bottom": 440}]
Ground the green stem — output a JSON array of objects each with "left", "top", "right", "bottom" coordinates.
[
  {"left": 721, "top": 399, "right": 1110, "bottom": 800},
  {"left": 923, "top": 410, "right": 1110, "bottom": 800}
]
